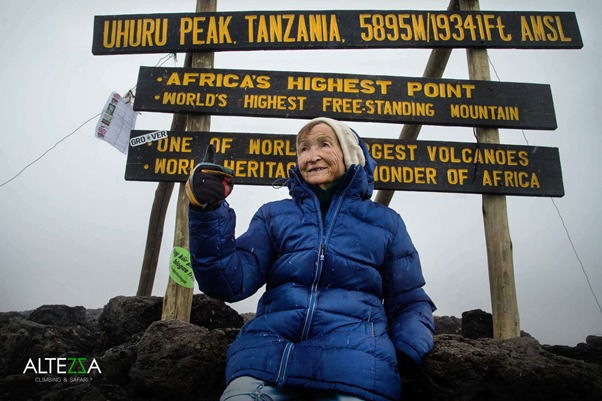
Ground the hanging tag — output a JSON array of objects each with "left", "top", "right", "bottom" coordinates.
[{"left": 95, "top": 92, "right": 139, "bottom": 154}]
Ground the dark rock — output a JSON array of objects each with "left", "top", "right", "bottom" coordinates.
[
  {"left": 97, "top": 384, "right": 131, "bottom": 401},
  {"left": 223, "top": 327, "right": 241, "bottom": 344},
  {"left": 29, "top": 305, "right": 87, "bottom": 327},
  {"left": 97, "top": 333, "right": 141, "bottom": 385},
  {"left": 39, "top": 383, "right": 105, "bottom": 401},
  {"left": 190, "top": 294, "right": 243, "bottom": 330},
  {"left": 129, "top": 319, "right": 231, "bottom": 401},
  {"left": 0, "top": 373, "right": 43, "bottom": 401},
  {"left": 97, "top": 295, "right": 241, "bottom": 350},
  {"left": 587, "top": 335, "right": 602, "bottom": 347},
  {"left": 408, "top": 334, "right": 602, "bottom": 401},
  {"left": 543, "top": 335, "right": 602, "bottom": 366},
  {"left": 3, "top": 300, "right": 602, "bottom": 401},
  {"left": 85, "top": 308, "right": 103, "bottom": 326},
  {"left": 461, "top": 309, "right": 493, "bottom": 339},
  {"left": 0, "top": 317, "right": 96, "bottom": 377},
  {"left": 98, "top": 296, "right": 162, "bottom": 348},
  {"left": 0, "top": 312, "right": 26, "bottom": 328},
  {"left": 434, "top": 315, "right": 461, "bottom": 335}
]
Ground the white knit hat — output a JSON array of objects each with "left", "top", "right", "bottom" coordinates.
[{"left": 297, "top": 117, "right": 365, "bottom": 169}]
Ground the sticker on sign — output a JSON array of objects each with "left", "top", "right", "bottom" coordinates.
[{"left": 129, "top": 130, "right": 168, "bottom": 147}]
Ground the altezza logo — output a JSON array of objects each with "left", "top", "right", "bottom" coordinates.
[{"left": 22, "top": 358, "right": 102, "bottom": 375}]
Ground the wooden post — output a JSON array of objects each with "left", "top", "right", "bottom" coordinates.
[
  {"left": 136, "top": 181, "right": 174, "bottom": 296},
  {"left": 136, "top": 113, "right": 187, "bottom": 296},
  {"left": 459, "top": 0, "right": 520, "bottom": 339},
  {"left": 161, "top": 0, "right": 216, "bottom": 321},
  {"left": 136, "top": 46, "right": 193, "bottom": 297},
  {"left": 374, "top": 0, "right": 457, "bottom": 206}
]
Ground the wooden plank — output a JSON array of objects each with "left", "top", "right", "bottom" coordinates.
[
  {"left": 125, "top": 130, "right": 564, "bottom": 197},
  {"left": 133, "top": 67, "right": 557, "bottom": 130},
  {"left": 460, "top": 0, "right": 520, "bottom": 340},
  {"left": 92, "top": 10, "right": 583, "bottom": 54},
  {"left": 160, "top": 0, "right": 216, "bottom": 323}
]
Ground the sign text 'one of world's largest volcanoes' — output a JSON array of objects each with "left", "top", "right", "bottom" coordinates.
[
  {"left": 133, "top": 67, "right": 556, "bottom": 130},
  {"left": 125, "top": 130, "right": 564, "bottom": 197},
  {"left": 92, "top": 10, "right": 582, "bottom": 54}
]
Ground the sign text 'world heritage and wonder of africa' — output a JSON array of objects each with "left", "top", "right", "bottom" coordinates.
[
  {"left": 133, "top": 67, "right": 556, "bottom": 130},
  {"left": 125, "top": 131, "right": 564, "bottom": 197},
  {"left": 92, "top": 10, "right": 582, "bottom": 54}
]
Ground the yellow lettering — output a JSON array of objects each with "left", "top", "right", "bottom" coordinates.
[
  {"left": 518, "top": 151, "right": 529, "bottom": 166},
  {"left": 269, "top": 15, "right": 282, "bottom": 42},
  {"left": 463, "top": 15, "right": 477, "bottom": 41},
  {"left": 309, "top": 15, "right": 324, "bottom": 41},
  {"left": 154, "top": 158, "right": 193, "bottom": 175},
  {"left": 182, "top": 73, "right": 197, "bottom": 86},
  {"left": 297, "top": 15, "right": 309, "bottom": 41},
  {"left": 245, "top": 15, "right": 257, "bottom": 43},
  {"left": 450, "top": 14, "right": 464, "bottom": 41},
  {"left": 329, "top": 14, "right": 341, "bottom": 41},
  {"left": 247, "top": 160, "right": 259, "bottom": 177},
  {"left": 128, "top": 20, "right": 142, "bottom": 47},
  {"left": 398, "top": 14, "right": 411, "bottom": 41},
  {"left": 520, "top": 16, "right": 535, "bottom": 41},
  {"left": 181, "top": 137, "right": 192, "bottom": 152},
  {"left": 257, "top": 15, "right": 269, "bottom": 42},
  {"left": 556, "top": 16, "right": 572, "bottom": 42},
  {"left": 531, "top": 172, "right": 540, "bottom": 188},
  {"left": 192, "top": 17, "right": 205, "bottom": 45},
  {"left": 426, "top": 146, "right": 437, "bottom": 161},
  {"left": 206, "top": 17, "right": 218, "bottom": 44},
  {"left": 155, "top": 18, "right": 167, "bottom": 46},
  {"left": 283, "top": 15, "right": 295, "bottom": 42},
  {"left": 482, "top": 170, "right": 493, "bottom": 186},
  {"left": 543, "top": 16, "right": 558, "bottom": 41},
  {"left": 219, "top": 16, "right": 232, "bottom": 43},
  {"left": 180, "top": 17, "right": 192, "bottom": 44},
  {"left": 102, "top": 20, "right": 116, "bottom": 48},
  {"left": 529, "top": 16, "right": 546, "bottom": 41},
  {"left": 412, "top": 15, "right": 426, "bottom": 40},
  {"left": 166, "top": 72, "right": 182, "bottom": 85},
  {"left": 248, "top": 139, "right": 260, "bottom": 155},
  {"left": 408, "top": 82, "right": 422, "bottom": 96},
  {"left": 496, "top": 16, "right": 512, "bottom": 41}
]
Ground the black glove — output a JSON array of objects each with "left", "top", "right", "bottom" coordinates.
[
  {"left": 397, "top": 352, "right": 420, "bottom": 384},
  {"left": 185, "top": 162, "right": 234, "bottom": 210}
]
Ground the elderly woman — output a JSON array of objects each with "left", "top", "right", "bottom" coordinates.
[{"left": 186, "top": 117, "right": 435, "bottom": 401}]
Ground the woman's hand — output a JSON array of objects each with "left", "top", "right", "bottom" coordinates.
[{"left": 185, "top": 162, "right": 234, "bottom": 210}]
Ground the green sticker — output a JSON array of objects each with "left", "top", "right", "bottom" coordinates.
[{"left": 169, "top": 247, "right": 194, "bottom": 289}]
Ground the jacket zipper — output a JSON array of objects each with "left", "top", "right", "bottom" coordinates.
[
  {"left": 275, "top": 166, "right": 358, "bottom": 385},
  {"left": 275, "top": 342, "right": 294, "bottom": 387},
  {"left": 300, "top": 166, "right": 357, "bottom": 341},
  {"left": 300, "top": 242, "right": 325, "bottom": 340}
]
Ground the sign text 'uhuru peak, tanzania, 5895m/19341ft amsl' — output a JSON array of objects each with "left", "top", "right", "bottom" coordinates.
[{"left": 92, "top": 10, "right": 582, "bottom": 54}]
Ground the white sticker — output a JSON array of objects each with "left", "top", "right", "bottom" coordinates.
[{"left": 129, "top": 130, "right": 168, "bottom": 147}]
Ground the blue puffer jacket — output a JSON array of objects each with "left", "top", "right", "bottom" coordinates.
[{"left": 189, "top": 137, "right": 435, "bottom": 401}]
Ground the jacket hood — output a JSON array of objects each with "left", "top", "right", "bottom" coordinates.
[{"left": 287, "top": 128, "right": 377, "bottom": 200}]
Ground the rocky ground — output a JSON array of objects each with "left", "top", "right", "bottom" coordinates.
[{"left": 1, "top": 296, "right": 601, "bottom": 401}]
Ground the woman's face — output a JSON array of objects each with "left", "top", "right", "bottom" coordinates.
[{"left": 297, "top": 123, "right": 346, "bottom": 190}]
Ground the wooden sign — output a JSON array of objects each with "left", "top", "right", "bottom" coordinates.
[
  {"left": 134, "top": 67, "right": 556, "bottom": 130},
  {"left": 92, "top": 10, "right": 582, "bottom": 55},
  {"left": 125, "top": 130, "right": 564, "bottom": 197}
]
